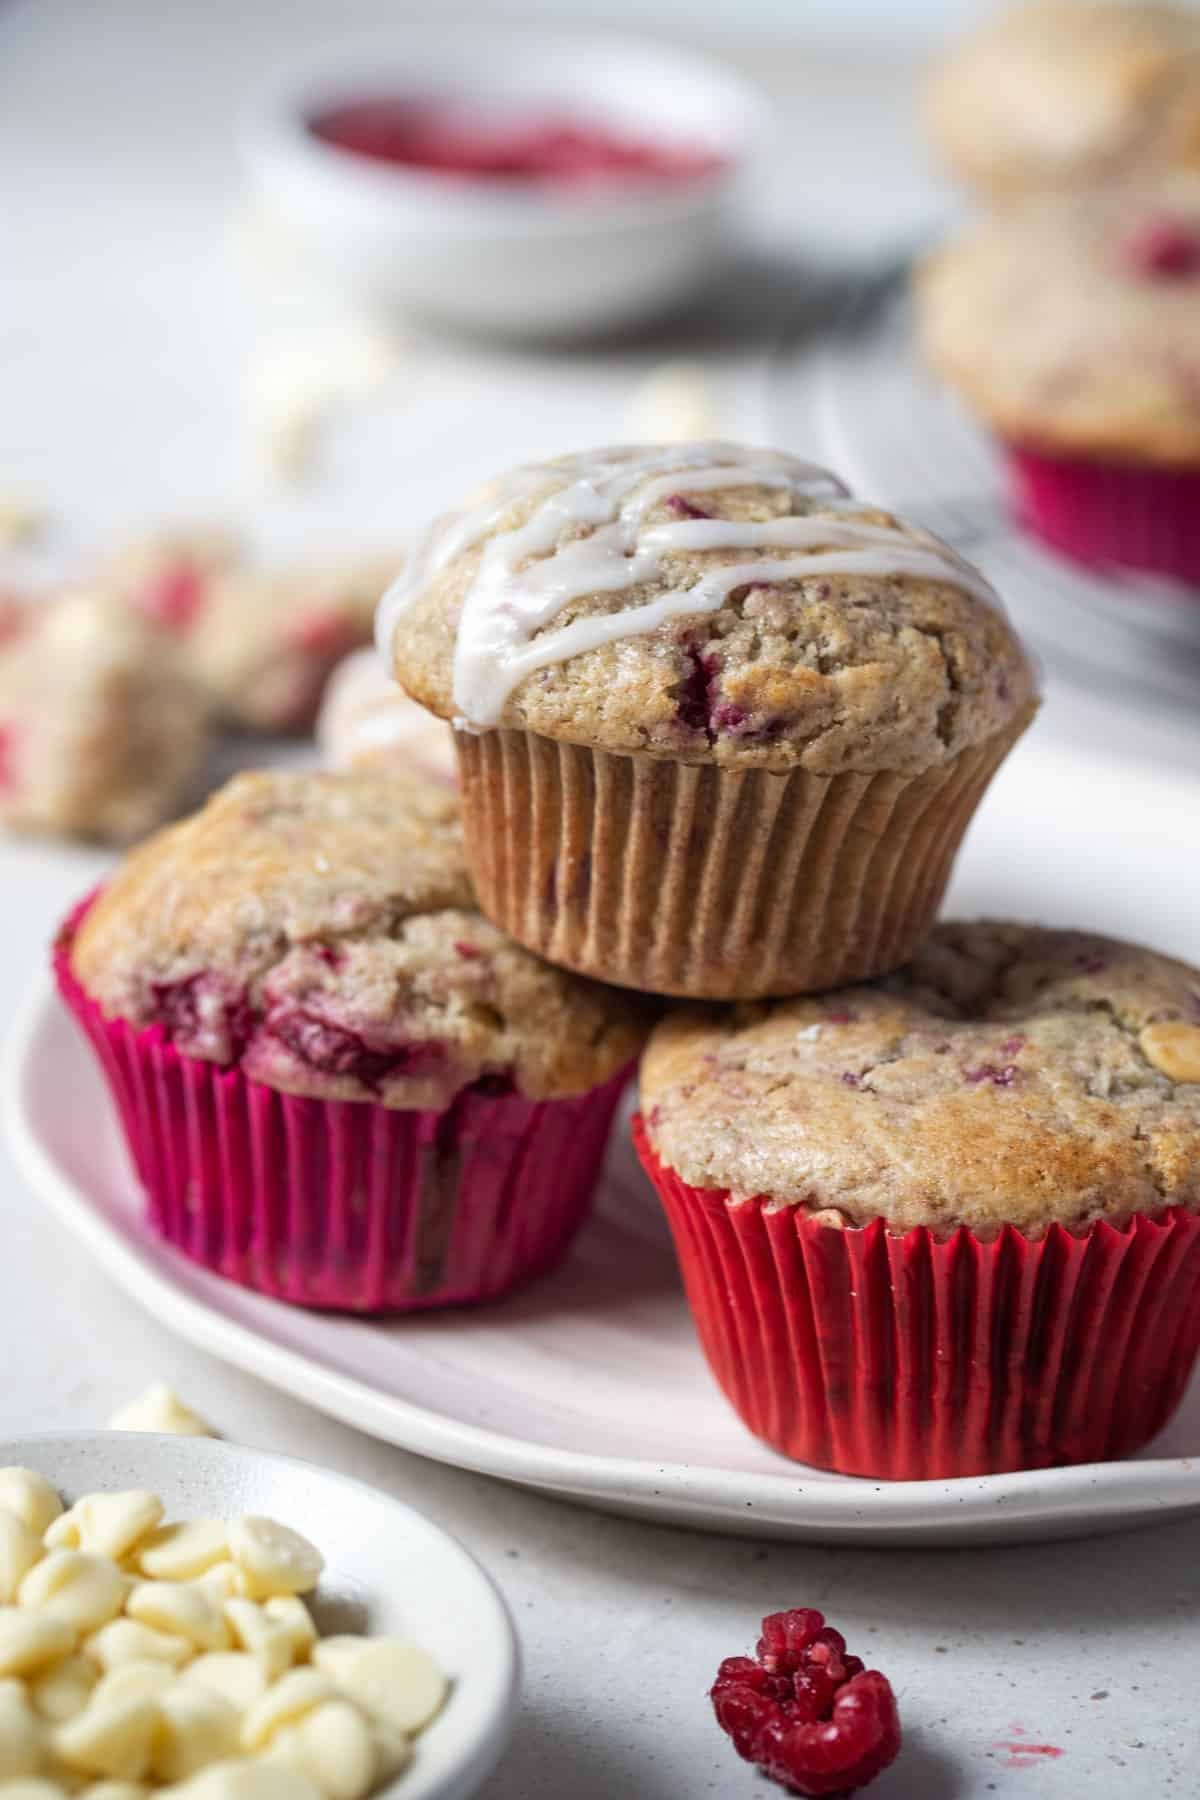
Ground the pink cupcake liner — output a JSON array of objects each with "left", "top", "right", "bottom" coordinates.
[
  {"left": 55, "top": 901, "right": 627, "bottom": 1313},
  {"left": 1007, "top": 444, "right": 1200, "bottom": 591},
  {"left": 634, "top": 1116, "right": 1200, "bottom": 1480}
]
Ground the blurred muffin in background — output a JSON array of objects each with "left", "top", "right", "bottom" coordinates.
[
  {"left": 917, "top": 174, "right": 1200, "bottom": 587},
  {"left": 925, "top": 1, "right": 1200, "bottom": 203},
  {"left": 108, "top": 529, "right": 400, "bottom": 733},
  {"left": 317, "top": 647, "right": 457, "bottom": 782},
  {"left": 0, "top": 591, "right": 210, "bottom": 844}
]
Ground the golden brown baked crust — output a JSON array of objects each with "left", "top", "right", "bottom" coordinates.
[
  {"left": 917, "top": 176, "right": 1200, "bottom": 465},
  {"left": 390, "top": 452, "right": 1035, "bottom": 777},
  {"left": 71, "top": 767, "right": 648, "bottom": 1108},
  {"left": 925, "top": 0, "right": 1200, "bottom": 201},
  {"left": 640, "top": 921, "right": 1200, "bottom": 1234}
]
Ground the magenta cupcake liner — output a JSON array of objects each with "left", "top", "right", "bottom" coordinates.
[
  {"left": 1007, "top": 444, "right": 1200, "bottom": 591},
  {"left": 56, "top": 903, "right": 627, "bottom": 1313}
]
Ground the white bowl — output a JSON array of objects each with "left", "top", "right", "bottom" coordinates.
[
  {"left": 240, "top": 31, "right": 768, "bottom": 337},
  {"left": 0, "top": 1432, "right": 519, "bottom": 1800}
]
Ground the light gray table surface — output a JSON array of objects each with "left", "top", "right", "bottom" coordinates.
[{"left": 1, "top": 4, "right": 1197, "bottom": 1795}]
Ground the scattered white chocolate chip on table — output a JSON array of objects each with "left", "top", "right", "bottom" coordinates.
[
  {"left": 0, "top": 1469, "right": 448, "bottom": 1797},
  {"left": 107, "top": 1388, "right": 216, "bottom": 1440}
]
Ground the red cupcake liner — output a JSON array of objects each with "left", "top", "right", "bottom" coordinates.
[
  {"left": 1007, "top": 444, "right": 1200, "bottom": 591},
  {"left": 55, "top": 902, "right": 627, "bottom": 1313},
  {"left": 634, "top": 1116, "right": 1200, "bottom": 1480}
]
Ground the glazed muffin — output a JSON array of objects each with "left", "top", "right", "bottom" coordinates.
[
  {"left": 381, "top": 443, "right": 1037, "bottom": 1000},
  {"left": 636, "top": 921, "right": 1200, "bottom": 1479},
  {"left": 108, "top": 529, "right": 397, "bottom": 733},
  {"left": 318, "top": 647, "right": 457, "bottom": 781},
  {"left": 59, "top": 767, "right": 646, "bottom": 1312},
  {"left": 918, "top": 177, "right": 1200, "bottom": 588},
  {"left": 925, "top": 0, "right": 1200, "bottom": 203},
  {"left": 0, "top": 591, "right": 210, "bottom": 845}
]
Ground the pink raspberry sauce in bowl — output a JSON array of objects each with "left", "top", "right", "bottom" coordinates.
[{"left": 241, "top": 32, "right": 766, "bottom": 336}]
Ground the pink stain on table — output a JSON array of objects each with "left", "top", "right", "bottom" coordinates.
[{"left": 994, "top": 1726, "right": 1065, "bottom": 1771}]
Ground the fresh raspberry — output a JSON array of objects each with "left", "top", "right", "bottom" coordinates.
[
  {"left": 664, "top": 493, "right": 712, "bottom": 520},
  {"left": 711, "top": 1609, "right": 900, "bottom": 1797},
  {"left": 138, "top": 560, "right": 208, "bottom": 632}
]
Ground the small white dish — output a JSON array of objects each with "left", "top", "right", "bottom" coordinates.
[
  {"left": 0, "top": 1431, "right": 518, "bottom": 1800},
  {"left": 240, "top": 31, "right": 767, "bottom": 337}
]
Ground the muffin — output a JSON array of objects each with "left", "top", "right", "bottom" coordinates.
[
  {"left": 108, "top": 529, "right": 398, "bottom": 732},
  {"left": 918, "top": 177, "right": 1200, "bottom": 588},
  {"left": 925, "top": 0, "right": 1200, "bottom": 203},
  {"left": 318, "top": 647, "right": 457, "bottom": 782},
  {"left": 381, "top": 443, "right": 1036, "bottom": 1000},
  {"left": 636, "top": 921, "right": 1200, "bottom": 1479},
  {"left": 0, "top": 591, "right": 210, "bottom": 845},
  {"left": 58, "top": 767, "right": 646, "bottom": 1312}
]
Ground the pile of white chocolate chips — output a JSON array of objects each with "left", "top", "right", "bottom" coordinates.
[{"left": 0, "top": 1467, "right": 447, "bottom": 1797}]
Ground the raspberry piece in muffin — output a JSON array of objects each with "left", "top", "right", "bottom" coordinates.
[
  {"left": 0, "top": 591, "right": 210, "bottom": 844},
  {"left": 712, "top": 1609, "right": 900, "bottom": 1797},
  {"left": 70, "top": 766, "right": 646, "bottom": 1112}
]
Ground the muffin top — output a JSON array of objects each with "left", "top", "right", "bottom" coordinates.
[
  {"left": 640, "top": 921, "right": 1200, "bottom": 1234},
  {"left": 918, "top": 175, "right": 1200, "bottom": 464},
  {"left": 381, "top": 443, "right": 1035, "bottom": 777},
  {"left": 925, "top": 1, "right": 1200, "bottom": 201},
  {"left": 70, "top": 767, "right": 647, "bottom": 1109}
]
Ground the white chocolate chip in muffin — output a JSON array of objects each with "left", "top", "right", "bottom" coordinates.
[
  {"left": 1140, "top": 1021, "right": 1200, "bottom": 1083},
  {"left": 0, "top": 1473, "right": 63, "bottom": 1539},
  {"left": 106, "top": 1387, "right": 215, "bottom": 1439},
  {"left": 227, "top": 1522, "right": 322, "bottom": 1602},
  {"left": 0, "top": 1510, "right": 44, "bottom": 1605},
  {"left": 47, "top": 1494, "right": 165, "bottom": 1564},
  {"left": 18, "top": 1554, "right": 127, "bottom": 1634}
]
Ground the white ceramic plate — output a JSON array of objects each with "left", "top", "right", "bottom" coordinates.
[
  {"left": 0, "top": 1431, "right": 517, "bottom": 1800},
  {"left": 7, "top": 740, "right": 1200, "bottom": 1547}
]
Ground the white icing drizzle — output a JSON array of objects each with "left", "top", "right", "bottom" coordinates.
[{"left": 375, "top": 444, "right": 1002, "bottom": 730}]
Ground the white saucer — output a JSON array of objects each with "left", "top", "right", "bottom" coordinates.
[
  {"left": 0, "top": 1431, "right": 518, "bottom": 1800},
  {"left": 7, "top": 739, "right": 1200, "bottom": 1548}
]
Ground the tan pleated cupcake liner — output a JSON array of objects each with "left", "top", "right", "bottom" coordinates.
[{"left": 455, "top": 710, "right": 1032, "bottom": 999}]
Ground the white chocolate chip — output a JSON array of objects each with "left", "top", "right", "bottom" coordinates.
[
  {"left": 0, "top": 1473, "right": 62, "bottom": 1539},
  {"left": 46, "top": 1495, "right": 164, "bottom": 1564},
  {"left": 137, "top": 1525, "right": 227, "bottom": 1585},
  {"left": 106, "top": 1388, "right": 215, "bottom": 1439},
  {"left": 259, "top": 1599, "right": 315, "bottom": 1664},
  {"left": 221, "top": 1604, "right": 294, "bottom": 1682},
  {"left": 312, "top": 1637, "right": 447, "bottom": 1734},
  {"left": 263, "top": 1699, "right": 376, "bottom": 1800},
  {"left": 1140, "top": 1021, "right": 1200, "bottom": 1084},
  {"left": 239, "top": 1671, "right": 333, "bottom": 1753},
  {"left": 54, "top": 1696, "right": 158, "bottom": 1782},
  {"left": 195, "top": 1567, "right": 239, "bottom": 1604},
  {"left": 28, "top": 1653, "right": 98, "bottom": 1722},
  {"left": 369, "top": 1725, "right": 412, "bottom": 1782},
  {"left": 150, "top": 1686, "right": 239, "bottom": 1783},
  {"left": 227, "top": 1522, "right": 322, "bottom": 1603},
  {"left": 0, "top": 1510, "right": 44, "bottom": 1604},
  {"left": 86, "top": 1621, "right": 191, "bottom": 1673},
  {"left": 0, "top": 1609, "right": 76, "bottom": 1677},
  {"left": 126, "top": 1586, "right": 228, "bottom": 1653},
  {"left": 19, "top": 1555, "right": 128, "bottom": 1634},
  {"left": 180, "top": 1655, "right": 267, "bottom": 1718},
  {"left": 163, "top": 1760, "right": 322, "bottom": 1798},
  {"left": 90, "top": 1664, "right": 174, "bottom": 1711},
  {"left": 0, "top": 1678, "right": 48, "bottom": 1778}
]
